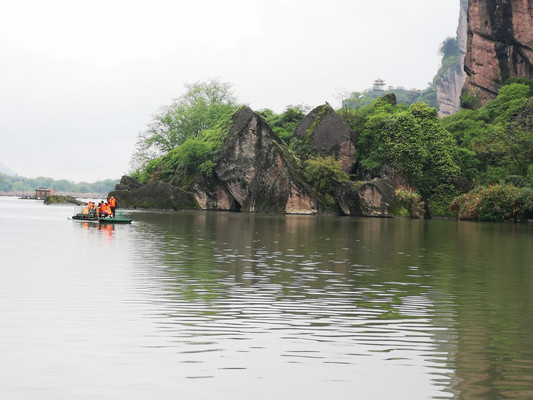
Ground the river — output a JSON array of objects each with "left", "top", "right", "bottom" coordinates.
[{"left": 1, "top": 196, "right": 532, "bottom": 399}]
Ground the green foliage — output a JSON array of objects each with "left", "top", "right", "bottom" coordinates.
[
  {"left": 384, "top": 111, "right": 427, "bottom": 182},
  {"left": 394, "top": 189, "right": 425, "bottom": 218},
  {"left": 504, "top": 77, "right": 533, "bottom": 96},
  {"left": 341, "top": 96, "right": 402, "bottom": 171},
  {"left": 344, "top": 98, "right": 461, "bottom": 216},
  {"left": 440, "top": 37, "right": 459, "bottom": 58},
  {"left": 132, "top": 78, "right": 239, "bottom": 169},
  {"left": 304, "top": 156, "right": 349, "bottom": 194},
  {"left": 433, "top": 36, "right": 461, "bottom": 85},
  {"left": 461, "top": 89, "right": 483, "bottom": 110},
  {"left": 518, "top": 187, "right": 533, "bottom": 219},
  {"left": 450, "top": 184, "right": 521, "bottom": 221},
  {"left": 385, "top": 102, "right": 460, "bottom": 215},
  {"left": 443, "top": 82, "right": 533, "bottom": 186},
  {"left": 0, "top": 173, "right": 117, "bottom": 194},
  {"left": 131, "top": 116, "right": 230, "bottom": 186},
  {"left": 261, "top": 105, "right": 308, "bottom": 144},
  {"left": 342, "top": 85, "right": 438, "bottom": 110},
  {"left": 164, "top": 140, "right": 213, "bottom": 179}
]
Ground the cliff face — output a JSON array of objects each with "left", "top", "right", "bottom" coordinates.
[
  {"left": 464, "top": 0, "right": 533, "bottom": 102},
  {"left": 436, "top": 0, "right": 468, "bottom": 116},
  {"left": 193, "top": 106, "right": 322, "bottom": 214},
  {"left": 112, "top": 105, "right": 398, "bottom": 217},
  {"left": 293, "top": 104, "right": 357, "bottom": 173}
]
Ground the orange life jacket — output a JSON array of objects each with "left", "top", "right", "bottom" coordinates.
[{"left": 109, "top": 197, "right": 116, "bottom": 207}]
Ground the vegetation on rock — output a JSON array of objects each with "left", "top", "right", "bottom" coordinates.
[
  {"left": 127, "top": 74, "right": 533, "bottom": 221},
  {"left": 394, "top": 189, "right": 425, "bottom": 219},
  {"left": 43, "top": 195, "right": 82, "bottom": 205},
  {"left": 304, "top": 156, "right": 349, "bottom": 198}
]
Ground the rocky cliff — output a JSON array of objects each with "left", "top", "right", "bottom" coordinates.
[
  {"left": 190, "top": 106, "right": 323, "bottom": 214},
  {"left": 111, "top": 179, "right": 200, "bottom": 210},
  {"left": 112, "top": 106, "right": 398, "bottom": 217},
  {"left": 436, "top": 0, "right": 468, "bottom": 116},
  {"left": 293, "top": 104, "right": 357, "bottom": 173},
  {"left": 464, "top": 0, "right": 533, "bottom": 103}
]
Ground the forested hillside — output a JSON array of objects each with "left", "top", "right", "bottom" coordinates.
[{"left": 0, "top": 173, "right": 117, "bottom": 196}]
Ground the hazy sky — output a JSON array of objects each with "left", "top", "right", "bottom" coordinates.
[{"left": 0, "top": 0, "right": 460, "bottom": 183}]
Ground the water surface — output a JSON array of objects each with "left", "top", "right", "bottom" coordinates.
[{"left": 1, "top": 197, "right": 532, "bottom": 399}]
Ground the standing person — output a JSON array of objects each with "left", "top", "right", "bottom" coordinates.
[{"left": 109, "top": 196, "right": 117, "bottom": 218}]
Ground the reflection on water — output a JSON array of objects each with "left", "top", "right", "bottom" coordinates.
[{"left": 1, "top": 197, "right": 533, "bottom": 399}]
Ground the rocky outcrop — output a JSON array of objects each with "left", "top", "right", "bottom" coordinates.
[
  {"left": 110, "top": 180, "right": 200, "bottom": 210},
  {"left": 114, "top": 175, "right": 142, "bottom": 191},
  {"left": 293, "top": 104, "right": 357, "bottom": 173},
  {"left": 464, "top": 0, "right": 533, "bottom": 103},
  {"left": 436, "top": 0, "right": 468, "bottom": 116},
  {"left": 335, "top": 178, "right": 396, "bottom": 217},
  {"left": 110, "top": 106, "right": 400, "bottom": 217},
  {"left": 43, "top": 195, "right": 82, "bottom": 205},
  {"left": 192, "top": 106, "right": 323, "bottom": 214}
]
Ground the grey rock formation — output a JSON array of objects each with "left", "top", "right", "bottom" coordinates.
[
  {"left": 192, "top": 106, "right": 323, "bottom": 214},
  {"left": 114, "top": 175, "right": 142, "bottom": 191},
  {"left": 110, "top": 180, "right": 200, "bottom": 210},
  {"left": 335, "top": 178, "right": 396, "bottom": 217},
  {"left": 293, "top": 104, "right": 357, "bottom": 173},
  {"left": 436, "top": 0, "right": 468, "bottom": 117}
]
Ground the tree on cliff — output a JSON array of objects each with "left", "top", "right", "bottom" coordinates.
[{"left": 131, "top": 78, "right": 240, "bottom": 169}]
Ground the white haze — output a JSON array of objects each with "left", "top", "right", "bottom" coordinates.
[{"left": 0, "top": 0, "right": 460, "bottom": 182}]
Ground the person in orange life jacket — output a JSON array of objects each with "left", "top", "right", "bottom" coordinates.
[
  {"left": 99, "top": 201, "right": 108, "bottom": 217},
  {"left": 108, "top": 196, "right": 117, "bottom": 218}
]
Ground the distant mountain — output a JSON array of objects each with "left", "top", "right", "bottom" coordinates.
[{"left": 0, "top": 162, "right": 15, "bottom": 176}]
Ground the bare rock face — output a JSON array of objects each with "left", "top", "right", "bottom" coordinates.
[
  {"left": 436, "top": 0, "right": 468, "bottom": 116},
  {"left": 335, "top": 178, "right": 396, "bottom": 217},
  {"left": 464, "top": 0, "right": 533, "bottom": 103},
  {"left": 114, "top": 175, "right": 142, "bottom": 191},
  {"left": 294, "top": 104, "right": 357, "bottom": 173},
  {"left": 194, "top": 106, "right": 322, "bottom": 214},
  {"left": 110, "top": 180, "right": 200, "bottom": 210}
]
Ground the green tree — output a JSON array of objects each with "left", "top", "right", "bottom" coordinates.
[
  {"left": 384, "top": 103, "right": 460, "bottom": 215},
  {"left": 132, "top": 78, "right": 239, "bottom": 169},
  {"left": 440, "top": 37, "right": 459, "bottom": 58}
]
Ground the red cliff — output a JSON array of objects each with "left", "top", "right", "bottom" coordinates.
[{"left": 464, "top": 0, "right": 533, "bottom": 104}]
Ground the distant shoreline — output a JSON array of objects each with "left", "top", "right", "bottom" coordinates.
[{"left": 0, "top": 192, "right": 108, "bottom": 199}]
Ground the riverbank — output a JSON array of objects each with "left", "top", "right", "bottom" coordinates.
[{"left": 0, "top": 191, "right": 106, "bottom": 199}]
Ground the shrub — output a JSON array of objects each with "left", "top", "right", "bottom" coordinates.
[
  {"left": 478, "top": 184, "right": 521, "bottom": 221},
  {"left": 450, "top": 184, "right": 521, "bottom": 221},
  {"left": 304, "top": 156, "right": 349, "bottom": 193},
  {"left": 394, "top": 189, "right": 425, "bottom": 218}
]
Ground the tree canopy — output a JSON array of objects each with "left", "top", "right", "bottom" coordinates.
[{"left": 131, "top": 78, "right": 239, "bottom": 170}]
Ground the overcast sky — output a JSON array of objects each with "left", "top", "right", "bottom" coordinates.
[{"left": 0, "top": 0, "right": 460, "bottom": 183}]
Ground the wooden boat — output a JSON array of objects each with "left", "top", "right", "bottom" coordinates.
[{"left": 71, "top": 213, "right": 132, "bottom": 224}]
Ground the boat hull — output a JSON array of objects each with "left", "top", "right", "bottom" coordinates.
[{"left": 71, "top": 214, "right": 132, "bottom": 224}]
